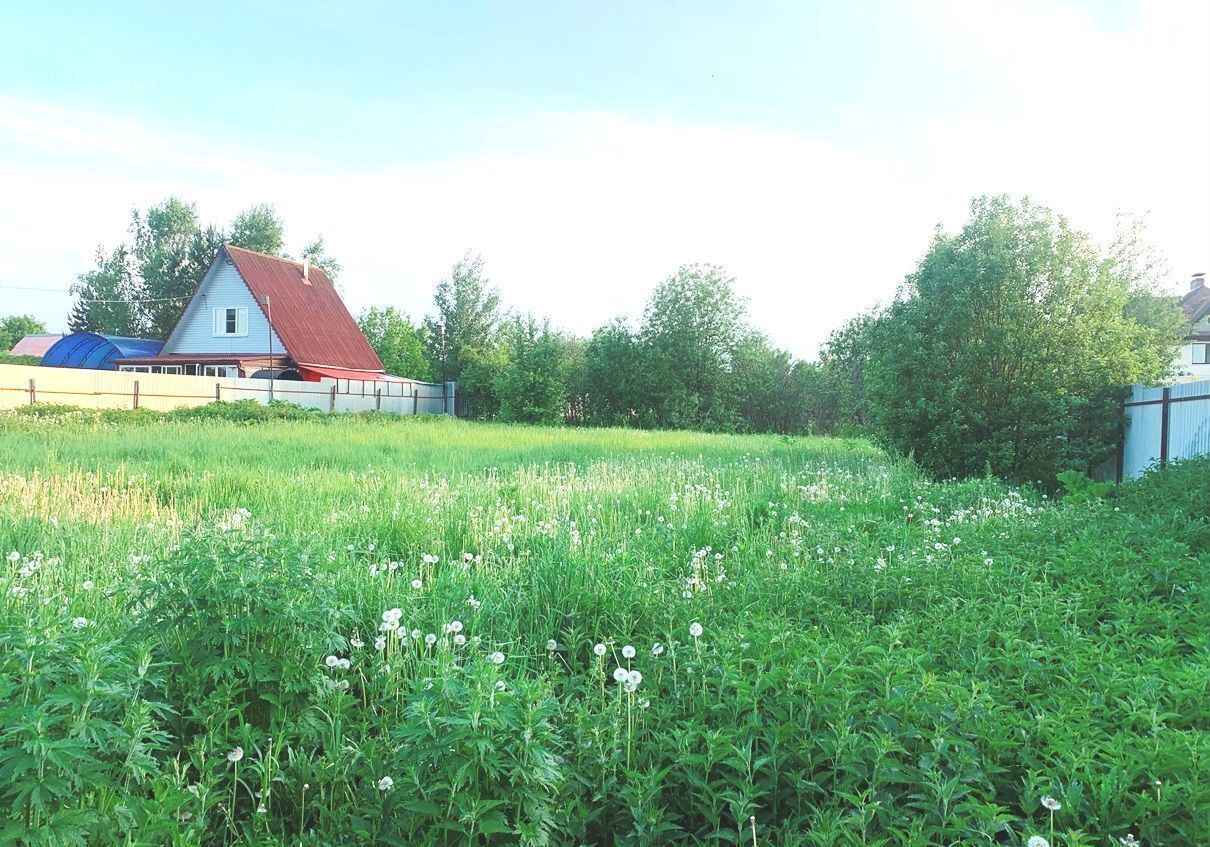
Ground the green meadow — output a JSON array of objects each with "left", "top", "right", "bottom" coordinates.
[{"left": 1, "top": 406, "right": 1205, "bottom": 846}]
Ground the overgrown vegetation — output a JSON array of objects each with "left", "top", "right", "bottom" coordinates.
[{"left": 1, "top": 411, "right": 1204, "bottom": 845}]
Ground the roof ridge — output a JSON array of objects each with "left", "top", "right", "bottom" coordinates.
[{"left": 223, "top": 243, "right": 307, "bottom": 269}]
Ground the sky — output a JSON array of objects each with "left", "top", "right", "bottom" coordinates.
[{"left": 1, "top": 0, "right": 1206, "bottom": 358}]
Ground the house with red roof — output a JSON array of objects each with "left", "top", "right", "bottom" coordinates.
[{"left": 117, "top": 245, "right": 384, "bottom": 381}]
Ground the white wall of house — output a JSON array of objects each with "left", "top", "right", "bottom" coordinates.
[
  {"left": 1174, "top": 338, "right": 1210, "bottom": 382},
  {"left": 162, "top": 257, "right": 285, "bottom": 356}
]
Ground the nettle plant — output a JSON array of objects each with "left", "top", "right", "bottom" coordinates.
[
  {"left": 0, "top": 569, "right": 170, "bottom": 846},
  {"left": 132, "top": 512, "right": 350, "bottom": 735}
]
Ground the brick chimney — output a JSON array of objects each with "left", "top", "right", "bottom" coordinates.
[{"left": 1192, "top": 272, "right": 1205, "bottom": 291}]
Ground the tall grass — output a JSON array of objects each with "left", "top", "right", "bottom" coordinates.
[{"left": 0, "top": 407, "right": 1205, "bottom": 846}]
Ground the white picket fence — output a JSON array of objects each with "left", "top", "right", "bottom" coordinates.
[
  {"left": 0, "top": 364, "right": 456, "bottom": 416},
  {"left": 1120, "top": 378, "right": 1210, "bottom": 480}
]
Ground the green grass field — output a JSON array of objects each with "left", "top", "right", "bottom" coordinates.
[{"left": 1, "top": 407, "right": 1206, "bottom": 846}]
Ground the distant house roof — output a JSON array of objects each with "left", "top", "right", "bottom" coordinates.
[
  {"left": 41, "top": 333, "right": 163, "bottom": 370},
  {"left": 223, "top": 245, "right": 384, "bottom": 372},
  {"left": 1181, "top": 275, "right": 1209, "bottom": 325},
  {"left": 10, "top": 334, "right": 63, "bottom": 356}
]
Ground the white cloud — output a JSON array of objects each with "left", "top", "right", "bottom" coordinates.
[{"left": 1, "top": 0, "right": 1205, "bottom": 356}]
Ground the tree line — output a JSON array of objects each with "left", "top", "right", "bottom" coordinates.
[{"left": 49, "top": 193, "right": 1191, "bottom": 487}]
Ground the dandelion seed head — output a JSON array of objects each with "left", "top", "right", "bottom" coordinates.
[
  {"left": 689, "top": 622, "right": 703, "bottom": 638},
  {"left": 593, "top": 643, "right": 607, "bottom": 657},
  {"left": 1041, "top": 796, "right": 1061, "bottom": 811},
  {"left": 227, "top": 747, "right": 244, "bottom": 763},
  {"left": 377, "top": 776, "right": 394, "bottom": 791},
  {"left": 621, "top": 645, "right": 636, "bottom": 659}
]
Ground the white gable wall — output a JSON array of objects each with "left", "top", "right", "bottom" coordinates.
[{"left": 163, "top": 256, "right": 286, "bottom": 356}]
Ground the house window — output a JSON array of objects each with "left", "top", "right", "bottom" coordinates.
[
  {"left": 1194, "top": 343, "right": 1210, "bottom": 366},
  {"left": 203, "top": 365, "right": 237, "bottom": 378},
  {"left": 212, "top": 307, "right": 248, "bottom": 337}
]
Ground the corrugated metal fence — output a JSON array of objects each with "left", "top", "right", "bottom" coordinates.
[
  {"left": 1120, "top": 378, "right": 1210, "bottom": 480},
  {"left": 0, "top": 364, "right": 456, "bottom": 417}
]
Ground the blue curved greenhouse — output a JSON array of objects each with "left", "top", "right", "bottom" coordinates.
[{"left": 40, "top": 333, "right": 163, "bottom": 370}]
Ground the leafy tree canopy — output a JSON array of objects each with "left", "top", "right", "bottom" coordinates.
[
  {"left": 865, "top": 194, "right": 1183, "bottom": 485},
  {"left": 357, "top": 306, "right": 429, "bottom": 380},
  {"left": 0, "top": 315, "right": 48, "bottom": 353},
  {"left": 69, "top": 199, "right": 336, "bottom": 339}
]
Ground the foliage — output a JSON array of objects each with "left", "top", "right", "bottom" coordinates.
[
  {"left": 68, "top": 199, "right": 337, "bottom": 337},
  {"left": 299, "top": 236, "right": 342, "bottom": 283},
  {"left": 865, "top": 195, "right": 1182, "bottom": 486},
  {"left": 578, "top": 319, "right": 642, "bottom": 427},
  {"left": 358, "top": 306, "right": 430, "bottom": 379},
  {"left": 229, "top": 205, "right": 285, "bottom": 256},
  {"left": 635, "top": 264, "right": 746, "bottom": 431},
  {"left": 0, "top": 315, "right": 47, "bottom": 353},
  {"left": 0, "top": 414, "right": 1205, "bottom": 845},
  {"left": 0, "top": 353, "right": 41, "bottom": 366},
  {"left": 422, "top": 252, "right": 502, "bottom": 383},
  {"left": 494, "top": 316, "right": 573, "bottom": 425},
  {"left": 1056, "top": 470, "right": 1115, "bottom": 504}
]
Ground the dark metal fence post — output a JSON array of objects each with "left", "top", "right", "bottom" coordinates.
[
  {"left": 1159, "top": 387, "right": 1172, "bottom": 468},
  {"left": 215, "top": 383, "right": 221, "bottom": 401},
  {"left": 413, "top": 392, "right": 418, "bottom": 415},
  {"left": 133, "top": 380, "right": 140, "bottom": 410},
  {"left": 1116, "top": 397, "right": 1125, "bottom": 484},
  {"left": 330, "top": 384, "right": 337, "bottom": 413},
  {"left": 28, "top": 378, "right": 35, "bottom": 405},
  {"left": 375, "top": 389, "right": 382, "bottom": 411}
]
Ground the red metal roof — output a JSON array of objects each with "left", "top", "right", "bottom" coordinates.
[{"left": 224, "top": 245, "right": 384, "bottom": 373}]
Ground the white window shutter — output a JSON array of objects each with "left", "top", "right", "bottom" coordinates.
[
  {"left": 213, "top": 308, "right": 223, "bottom": 335},
  {"left": 236, "top": 308, "right": 248, "bottom": 336}
]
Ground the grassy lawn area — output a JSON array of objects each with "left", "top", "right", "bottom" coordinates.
[{"left": 1, "top": 409, "right": 1205, "bottom": 846}]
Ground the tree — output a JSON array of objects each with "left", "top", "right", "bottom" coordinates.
[
  {"left": 637, "top": 264, "right": 746, "bottom": 431},
  {"left": 423, "top": 252, "right": 502, "bottom": 382},
  {"left": 579, "top": 319, "right": 643, "bottom": 426},
  {"left": 132, "top": 199, "right": 224, "bottom": 337},
  {"left": 730, "top": 331, "right": 803, "bottom": 433},
  {"left": 0, "top": 315, "right": 47, "bottom": 352},
  {"left": 68, "top": 198, "right": 337, "bottom": 338},
  {"left": 866, "top": 195, "right": 1182, "bottom": 485},
  {"left": 814, "top": 310, "right": 881, "bottom": 433},
  {"left": 70, "top": 244, "right": 141, "bottom": 335},
  {"left": 494, "top": 315, "right": 572, "bottom": 425},
  {"left": 358, "top": 307, "right": 429, "bottom": 378},
  {"left": 229, "top": 205, "right": 285, "bottom": 255},
  {"left": 300, "top": 236, "right": 342, "bottom": 283}
]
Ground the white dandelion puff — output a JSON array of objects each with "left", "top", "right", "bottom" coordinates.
[
  {"left": 593, "top": 643, "right": 607, "bottom": 657},
  {"left": 377, "top": 776, "right": 394, "bottom": 791},
  {"left": 227, "top": 747, "right": 244, "bottom": 763},
  {"left": 621, "top": 645, "right": 635, "bottom": 659},
  {"left": 689, "top": 622, "right": 703, "bottom": 638},
  {"left": 1041, "top": 796, "right": 1061, "bottom": 811}
]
